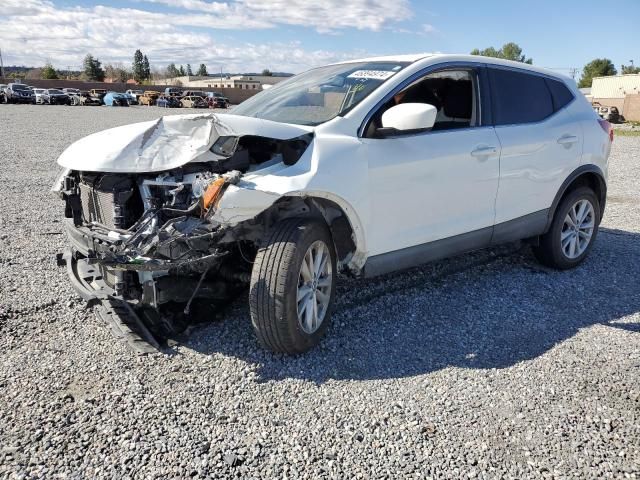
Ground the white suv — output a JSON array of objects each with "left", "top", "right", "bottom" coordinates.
[{"left": 53, "top": 54, "right": 612, "bottom": 354}]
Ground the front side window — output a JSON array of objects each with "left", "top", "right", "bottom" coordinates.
[
  {"left": 232, "top": 61, "right": 409, "bottom": 126},
  {"left": 489, "top": 68, "right": 554, "bottom": 125},
  {"left": 364, "top": 69, "right": 479, "bottom": 137}
]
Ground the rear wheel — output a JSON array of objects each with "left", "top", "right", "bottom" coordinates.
[
  {"left": 249, "top": 218, "right": 336, "bottom": 354},
  {"left": 533, "top": 187, "right": 600, "bottom": 269}
]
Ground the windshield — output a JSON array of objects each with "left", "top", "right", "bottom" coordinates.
[
  {"left": 48, "top": 89, "right": 64, "bottom": 94},
  {"left": 13, "top": 84, "right": 29, "bottom": 90},
  {"left": 232, "top": 61, "right": 409, "bottom": 126}
]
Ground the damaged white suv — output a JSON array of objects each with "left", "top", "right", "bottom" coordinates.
[{"left": 53, "top": 54, "right": 612, "bottom": 354}]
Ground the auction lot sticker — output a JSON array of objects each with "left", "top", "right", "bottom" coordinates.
[{"left": 348, "top": 70, "right": 396, "bottom": 80}]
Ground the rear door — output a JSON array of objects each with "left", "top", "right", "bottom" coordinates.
[{"left": 489, "top": 67, "right": 582, "bottom": 225}]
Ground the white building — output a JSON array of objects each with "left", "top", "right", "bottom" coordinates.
[
  {"left": 156, "top": 74, "right": 290, "bottom": 90},
  {"left": 591, "top": 74, "right": 640, "bottom": 99}
]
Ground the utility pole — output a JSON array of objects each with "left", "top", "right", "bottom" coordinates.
[
  {"left": 0, "top": 48, "right": 5, "bottom": 79},
  {"left": 569, "top": 67, "right": 578, "bottom": 80}
]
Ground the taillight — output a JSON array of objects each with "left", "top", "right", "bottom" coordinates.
[{"left": 598, "top": 119, "right": 614, "bottom": 142}]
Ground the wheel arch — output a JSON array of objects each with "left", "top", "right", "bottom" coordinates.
[
  {"left": 546, "top": 165, "right": 607, "bottom": 231},
  {"left": 251, "top": 191, "right": 367, "bottom": 274}
]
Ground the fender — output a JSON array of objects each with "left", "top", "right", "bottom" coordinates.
[
  {"left": 287, "top": 190, "right": 368, "bottom": 271},
  {"left": 545, "top": 164, "right": 607, "bottom": 231}
]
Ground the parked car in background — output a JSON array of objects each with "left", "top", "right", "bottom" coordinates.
[
  {"left": 164, "top": 87, "right": 183, "bottom": 97},
  {"left": 598, "top": 106, "right": 620, "bottom": 123},
  {"left": 156, "top": 95, "right": 182, "bottom": 108},
  {"left": 125, "top": 89, "right": 143, "bottom": 104},
  {"left": 139, "top": 91, "right": 161, "bottom": 106},
  {"left": 180, "top": 95, "right": 207, "bottom": 108},
  {"left": 70, "top": 91, "right": 103, "bottom": 106},
  {"left": 0, "top": 89, "right": 5, "bottom": 104},
  {"left": 89, "top": 89, "right": 107, "bottom": 101},
  {"left": 4, "top": 83, "right": 36, "bottom": 103},
  {"left": 208, "top": 91, "right": 229, "bottom": 104},
  {"left": 63, "top": 88, "right": 81, "bottom": 96},
  {"left": 33, "top": 88, "right": 47, "bottom": 104},
  {"left": 42, "top": 89, "right": 71, "bottom": 105},
  {"left": 103, "top": 92, "right": 130, "bottom": 107},
  {"left": 206, "top": 94, "right": 228, "bottom": 109},
  {"left": 182, "top": 90, "right": 207, "bottom": 99}
]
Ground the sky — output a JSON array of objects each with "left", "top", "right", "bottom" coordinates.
[{"left": 1, "top": 0, "right": 639, "bottom": 77}]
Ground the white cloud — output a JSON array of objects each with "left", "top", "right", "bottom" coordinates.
[
  {"left": 0, "top": 0, "right": 381, "bottom": 72},
  {"left": 140, "top": 0, "right": 413, "bottom": 33},
  {"left": 421, "top": 23, "right": 437, "bottom": 34}
]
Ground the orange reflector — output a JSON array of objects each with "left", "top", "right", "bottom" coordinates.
[{"left": 202, "top": 177, "right": 226, "bottom": 210}]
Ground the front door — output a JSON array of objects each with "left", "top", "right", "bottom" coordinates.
[{"left": 358, "top": 68, "right": 501, "bottom": 261}]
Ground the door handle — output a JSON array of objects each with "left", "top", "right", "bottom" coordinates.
[
  {"left": 470, "top": 146, "right": 498, "bottom": 157},
  {"left": 557, "top": 135, "right": 578, "bottom": 145}
]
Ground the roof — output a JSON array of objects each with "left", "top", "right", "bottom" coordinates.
[
  {"left": 332, "top": 53, "right": 434, "bottom": 65},
  {"left": 330, "top": 53, "right": 573, "bottom": 82}
]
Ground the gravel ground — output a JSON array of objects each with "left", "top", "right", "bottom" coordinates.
[{"left": 0, "top": 104, "right": 639, "bottom": 479}]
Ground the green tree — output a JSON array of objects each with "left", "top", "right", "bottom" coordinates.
[
  {"left": 578, "top": 58, "right": 617, "bottom": 88},
  {"left": 471, "top": 43, "right": 532, "bottom": 64},
  {"left": 142, "top": 55, "right": 151, "bottom": 81},
  {"left": 83, "top": 54, "right": 105, "bottom": 81},
  {"left": 621, "top": 64, "right": 640, "bottom": 75},
  {"left": 132, "top": 49, "right": 145, "bottom": 83},
  {"left": 186, "top": 63, "right": 193, "bottom": 76},
  {"left": 261, "top": 68, "right": 273, "bottom": 76},
  {"left": 196, "top": 63, "right": 208, "bottom": 76},
  {"left": 166, "top": 63, "right": 180, "bottom": 78},
  {"left": 41, "top": 63, "right": 58, "bottom": 79},
  {"left": 179, "top": 65, "right": 186, "bottom": 76}
]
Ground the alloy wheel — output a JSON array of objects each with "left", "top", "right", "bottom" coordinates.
[
  {"left": 296, "top": 240, "right": 333, "bottom": 334},
  {"left": 561, "top": 199, "right": 595, "bottom": 259}
]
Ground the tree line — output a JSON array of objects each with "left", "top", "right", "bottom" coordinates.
[
  {"left": 470, "top": 42, "right": 638, "bottom": 88},
  {"left": 19, "top": 51, "right": 212, "bottom": 83}
]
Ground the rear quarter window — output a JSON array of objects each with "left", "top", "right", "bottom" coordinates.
[
  {"left": 544, "top": 78, "right": 575, "bottom": 111},
  {"left": 489, "top": 68, "right": 554, "bottom": 125}
]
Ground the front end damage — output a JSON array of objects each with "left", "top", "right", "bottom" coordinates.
[{"left": 53, "top": 114, "right": 320, "bottom": 353}]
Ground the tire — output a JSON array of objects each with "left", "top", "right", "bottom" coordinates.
[
  {"left": 533, "top": 186, "right": 600, "bottom": 269},
  {"left": 249, "top": 218, "right": 337, "bottom": 354}
]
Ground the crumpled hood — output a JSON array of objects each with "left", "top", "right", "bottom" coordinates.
[{"left": 57, "top": 113, "right": 314, "bottom": 173}]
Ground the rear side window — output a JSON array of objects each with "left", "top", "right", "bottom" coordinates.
[
  {"left": 545, "top": 78, "right": 574, "bottom": 111},
  {"left": 489, "top": 68, "right": 553, "bottom": 125}
]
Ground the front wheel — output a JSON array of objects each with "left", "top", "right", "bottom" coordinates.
[
  {"left": 533, "top": 186, "right": 600, "bottom": 269},
  {"left": 249, "top": 218, "right": 337, "bottom": 354}
]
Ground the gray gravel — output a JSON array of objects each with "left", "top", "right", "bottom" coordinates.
[{"left": 1, "top": 104, "right": 639, "bottom": 479}]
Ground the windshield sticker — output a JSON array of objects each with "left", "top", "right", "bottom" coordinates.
[{"left": 347, "top": 70, "right": 396, "bottom": 81}]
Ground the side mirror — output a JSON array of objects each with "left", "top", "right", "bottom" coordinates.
[{"left": 379, "top": 103, "right": 437, "bottom": 136}]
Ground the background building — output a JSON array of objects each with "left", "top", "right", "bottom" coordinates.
[
  {"left": 590, "top": 74, "right": 640, "bottom": 121},
  {"left": 156, "top": 74, "right": 289, "bottom": 90}
]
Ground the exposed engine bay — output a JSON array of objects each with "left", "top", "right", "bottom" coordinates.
[{"left": 54, "top": 131, "right": 328, "bottom": 352}]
